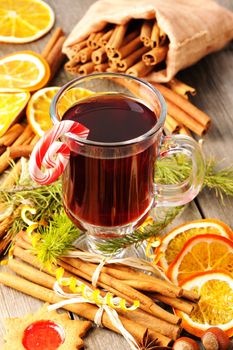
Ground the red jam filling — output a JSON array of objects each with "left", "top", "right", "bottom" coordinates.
[{"left": 22, "top": 320, "right": 65, "bottom": 350}]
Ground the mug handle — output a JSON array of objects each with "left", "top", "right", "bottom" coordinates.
[{"left": 154, "top": 134, "right": 205, "bottom": 207}]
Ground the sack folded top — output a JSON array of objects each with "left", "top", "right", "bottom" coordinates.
[{"left": 63, "top": 0, "right": 233, "bottom": 82}]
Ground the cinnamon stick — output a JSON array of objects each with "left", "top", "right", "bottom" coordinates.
[
  {"left": 168, "top": 79, "right": 196, "bottom": 98},
  {"left": 64, "top": 61, "right": 80, "bottom": 75},
  {"left": 159, "top": 29, "right": 167, "bottom": 45},
  {"left": 151, "top": 293, "right": 195, "bottom": 314},
  {"left": 107, "top": 30, "right": 140, "bottom": 59},
  {"left": 108, "top": 59, "right": 118, "bottom": 70},
  {"left": 110, "top": 36, "right": 142, "bottom": 60},
  {"left": 79, "top": 47, "right": 93, "bottom": 63},
  {"left": 15, "top": 235, "right": 34, "bottom": 250},
  {"left": 7, "top": 144, "right": 34, "bottom": 159},
  {"left": 0, "top": 272, "right": 149, "bottom": 345},
  {"left": 94, "top": 63, "right": 109, "bottom": 72},
  {"left": 106, "top": 67, "right": 118, "bottom": 73},
  {"left": 92, "top": 47, "right": 107, "bottom": 64},
  {"left": 142, "top": 46, "right": 168, "bottom": 65},
  {"left": 151, "top": 21, "right": 160, "bottom": 47},
  {"left": 99, "top": 29, "right": 114, "bottom": 47},
  {"left": 9, "top": 258, "right": 55, "bottom": 289},
  {"left": 91, "top": 32, "right": 104, "bottom": 49},
  {"left": 106, "top": 24, "right": 129, "bottom": 53},
  {"left": 78, "top": 62, "right": 95, "bottom": 75},
  {"left": 140, "top": 20, "right": 154, "bottom": 46},
  {"left": 41, "top": 27, "right": 64, "bottom": 58},
  {"left": 116, "top": 46, "right": 149, "bottom": 72},
  {"left": 96, "top": 265, "right": 183, "bottom": 298},
  {"left": 46, "top": 35, "right": 66, "bottom": 80},
  {"left": 66, "top": 56, "right": 80, "bottom": 68},
  {"left": 100, "top": 263, "right": 199, "bottom": 303},
  {"left": 72, "top": 40, "right": 87, "bottom": 53},
  {"left": 165, "top": 114, "right": 180, "bottom": 133},
  {"left": 0, "top": 125, "right": 33, "bottom": 174},
  {"left": 61, "top": 257, "right": 181, "bottom": 325},
  {"left": 12, "top": 125, "right": 33, "bottom": 146},
  {"left": 118, "top": 307, "right": 181, "bottom": 340},
  {"left": 126, "top": 60, "right": 154, "bottom": 77},
  {"left": 180, "top": 289, "right": 200, "bottom": 302},
  {"left": 151, "top": 83, "right": 211, "bottom": 129},
  {"left": 0, "top": 124, "right": 24, "bottom": 146},
  {"left": 122, "top": 279, "right": 182, "bottom": 297},
  {"left": 30, "top": 134, "right": 40, "bottom": 147},
  {"left": 166, "top": 99, "right": 206, "bottom": 136},
  {"left": 87, "top": 32, "right": 96, "bottom": 48},
  {"left": 1, "top": 132, "right": 37, "bottom": 188},
  {"left": 12, "top": 247, "right": 95, "bottom": 291}
]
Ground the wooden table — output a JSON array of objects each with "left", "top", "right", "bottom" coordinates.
[{"left": 0, "top": 0, "right": 233, "bottom": 348}]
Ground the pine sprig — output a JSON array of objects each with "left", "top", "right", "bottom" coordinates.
[
  {"left": 35, "top": 211, "right": 81, "bottom": 265},
  {"left": 155, "top": 154, "right": 191, "bottom": 185},
  {"left": 156, "top": 154, "right": 233, "bottom": 198},
  {"left": 97, "top": 206, "right": 183, "bottom": 254},
  {"left": 204, "top": 159, "right": 233, "bottom": 200},
  {"left": 0, "top": 181, "right": 62, "bottom": 236}
]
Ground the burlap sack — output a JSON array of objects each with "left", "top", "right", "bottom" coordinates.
[{"left": 63, "top": 0, "right": 233, "bottom": 82}]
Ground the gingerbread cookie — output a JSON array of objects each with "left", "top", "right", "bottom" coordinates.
[{"left": 3, "top": 303, "right": 92, "bottom": 350}]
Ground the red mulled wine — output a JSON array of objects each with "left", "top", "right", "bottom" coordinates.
[{"left": 62, "top": 94, "right": 157, "bottom": 229}]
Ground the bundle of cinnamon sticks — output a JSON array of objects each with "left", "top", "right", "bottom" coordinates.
[
  {"left": 64, "top": 20, "right": 211, "bottom": 136},
  {"left": 65, "top": 20, "right": 168, "bottom": 78},
  {"left": 0, "top": 231, "right": 200, "bottom": 347}
]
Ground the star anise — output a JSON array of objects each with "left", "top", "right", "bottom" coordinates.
[{"left": 138, "top": 329, "right": 172, "bottom": 350}]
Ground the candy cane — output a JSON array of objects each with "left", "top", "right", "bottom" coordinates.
[{"left": 29, "top": 120, "right": 89, "bottom": 185}]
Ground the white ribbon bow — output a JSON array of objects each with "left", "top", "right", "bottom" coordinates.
[{"left": 48, "top": 280, "right": 140, "bottom": 350}]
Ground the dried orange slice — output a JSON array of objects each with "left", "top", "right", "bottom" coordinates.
[
  {"left": 0, "top": 51, "right": 50, "bottom": 92},
  {"left": 0, "top": 0, "right": 55, "bottom": 43},
  {"left": 167, "top": 234, "right": 233, "bottom": 284},
  {"left": 157, "top": 219, "right": 233, "bottom": 271},
  {"left": 26, "top": 87, "right": 93, "bottom": 136},
  {"left": 26, "top": 87, "right": 60, "bottom": 136},
  {"left": 175, "top": 271, "right": 233, "bottom": 337},
  {"left": 0, "top": 91, "right": 30, "bottom": 137}
]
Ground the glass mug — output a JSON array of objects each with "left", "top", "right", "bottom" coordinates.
[{"left": 32, "top": 73, "right": 205, "bottom": 255}]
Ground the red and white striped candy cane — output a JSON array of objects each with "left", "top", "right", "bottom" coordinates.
[{"left": 29, "top": 120, "right": 89, "bottom": 185}]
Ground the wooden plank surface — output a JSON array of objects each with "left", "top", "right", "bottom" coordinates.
[{"left": 0, "top": 0, "right": 233, "bottom": 349}]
